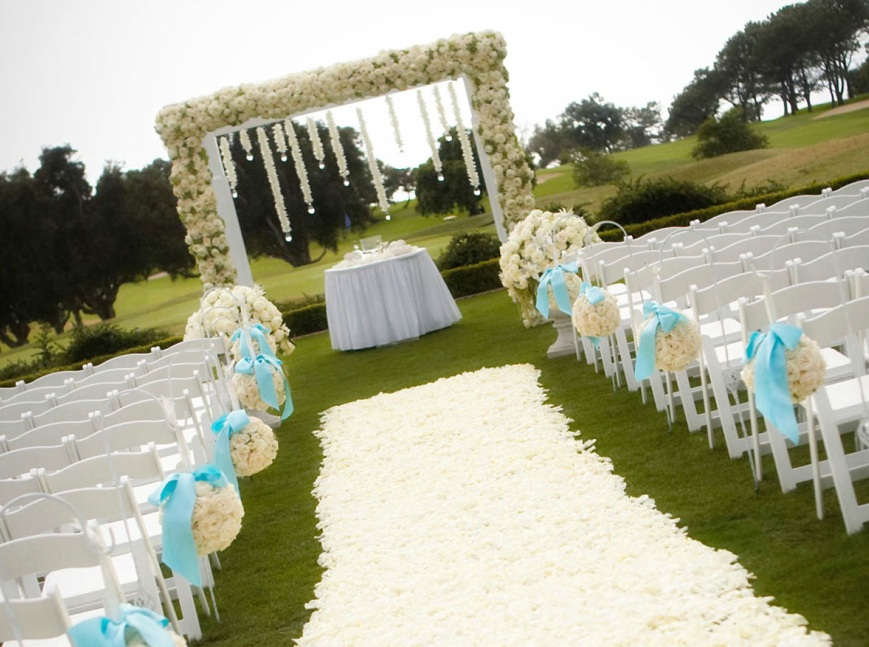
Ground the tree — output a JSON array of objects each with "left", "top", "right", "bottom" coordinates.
[
  {"left": 558, "top": 93, "right": 625, "bottom": 153},
  {"left": 381, "top": 165, "right": 414, "bottom": 206},
  {"left": 230, "top": 121, "right": 376, "bottom": 267},
  {"left": 805, "top": 0, "right": 869, "bottom": 106},
  {"left": 620, "top": 102, "right": 665, "bottom": 148},
  {"left": 691, "top": 107, "right": 770, "bottom": 160},
  {"left": 714, "top": 22, "right": 772, "bottom": 121},
  {"left": 665, "top": 68, "right": 725, "bottom": 138},
  {"left": 414, "top": 128, "right": 485, "bottom": 216},
  {"left": 572, "top": 148, "right": 630, "bottom": 187},
  {"left": 527, "top": 119, "right": 567, "bottom": 167}
]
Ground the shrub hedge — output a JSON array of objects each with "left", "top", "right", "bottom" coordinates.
[{"left": 597, "top": 170, "right": 869, "bottom": 241}]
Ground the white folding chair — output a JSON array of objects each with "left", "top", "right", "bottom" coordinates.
[
  {"left": 0, "top": 583, "right": 74, "bottom": 645},
  {"left": 791, "top": 245, "right": 869, "bottom": 284},
  {"left": 0, "top": 440, "right": 78, "bottom": 480},
  {"left": 2, "top": 417, "right": 98, "bottom": 453}
]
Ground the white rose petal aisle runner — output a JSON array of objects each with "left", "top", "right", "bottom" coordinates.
[{"left": 298, "top": 365, "right": 828, "bottom": 646}]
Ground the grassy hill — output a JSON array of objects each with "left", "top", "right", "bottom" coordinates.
[{"left": 534, "top": 95, "right": 869, "bottom": 215}]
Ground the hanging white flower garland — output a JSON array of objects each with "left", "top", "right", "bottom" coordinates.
[
  {"left": 326, "top": 110, "right": 350, "bottom": 187},
  {"left": 356, "top": 107, "right": 391, "bottom": 220},
  {"left": 218, "top": 136, "right": 239, "bottom": 198},
  {"left": 272, "top": 123, "right": 289, "bottom": 162},
  {"left": 385, "top": 94, "right": 404, "bottom": 153},
  {"left": 433, "top": 85, "right": 453, "bottom": 142},
  {"left": 417, "top": 90, "right": 444, "bottom": 181},
  {"left": 239, "top": 129, "right": 254, "bottom": 161},
  {"left": 255, "top": 127, "right": 292, "bottom": 241},
  {"left": 284, "top": 119, "right": 315, "bottom": 214},
  {"left": 307, "top": 118, "right": 326, "bottom": 169},
  {"left": 448, "top": 81, "right": 481, "bottom": 196}
]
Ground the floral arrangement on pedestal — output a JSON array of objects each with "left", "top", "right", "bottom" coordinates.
[
  {"left": 156, "top": 31, "right": 534, "bottom": 290},
  {"left": 184, "top": 284, "right": 294, "bottom": 355},
  {"left": 498, "top": 209, "right": 599, "bottom": 327},
  {"left": 572, "top": 283, "right": 621, "bottom": 347},
  {"left": 634, "top": 302, "right": 702, "bottom": 381},
  {"left": 742, "top": 323, "right": 825, "bottom": 443},
  {"left": 148, "top": 465, "right": 244, "bottom": 588}
]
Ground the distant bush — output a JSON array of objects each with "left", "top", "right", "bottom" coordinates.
[
  {"left": 280, "top": 302, "right": 328, "bottom": 337},
  {"left": 62, "top": 323, "right": 169, "bottom": 365},
  {"left": 572, "top": 148, "right": 631, "bottom": 187},
  {"left": 441, "top": 258, "right": 502, "bottom": 298},
  {"left": 691, "top": 108, "right": 769, "bottom": 160},
  {"left": 598, "top": 176, "right": 730, "bottom": 225},
  {"left": 437, "top": 232, "right": 501, "bottom": 270}
]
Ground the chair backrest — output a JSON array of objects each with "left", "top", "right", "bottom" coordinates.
[
  {"left": 0, "top": 583, "right": 73, "bottom": 642},
  {"left": 791, "top": 245, "right": 869, "bottom": 284},
  {"left": 763, "top": 193, "right": 825, "bottom": 212},
  {"left": 654, "top": 260, "right": 744, "bottom": 309},
  {"left": 676, "top": 232, "right": 751, "bottom": 255},
  {"left": 794, "top": 194, "right": 867, "bottom": 215},
  {"left": 50, "top": 380, "right": 128, "bottom": 408},
  {"left": 839, "top": 226, "right": 869, "bottom": 248},
  {"left": 68, "top": 364, "right": 143, "bottom": 391},
  {"left": 39, "top": 444, "right": 165, "bottom": 494},
  {"left": 20, "top": 397, "right": 111, "bottom": 433},
  {"left": 721, "top": 210, "right": 797, "bottom": 235},
  {"left": 743, "top": 239, "right": 838, "bottom": 272},
  {"left": 704, "top": 235, "right": 780, "bottom": 264},
  {"left": 738, "top": 277, "right": 850, "bottom": 337},
  {"left": 689, "top": 267, "right": 791, "bottom": 320},
  {"left": 3, "top": 416, "right": 98, "bottom": 451},
  {"left": 829, "top": 179, "right": 869, "bottom": 197},
  {"left": 0, "top": 439, "right": 78, "bottom": 480},
  {"left": 84, "top": 350, "right": 157, "bottom": 376},
  {"left": 755, "top": 214, "right": 829, "bottom": 238},
  {"left": 0, "top": 472, "right": 42, "bottom": 508},
  {"left": 12, "top": 369, "right": 85, "bottom": 392},
  {"left": 0, "top": 381, "right": 71, "bottom": 407},
  {"left": 691, "top": 206, "right": 765, "bottom": 230},
  {"left": 0, "top": 397, "right": 53, "bottom": 422},
  {"left": 804, "top": 215, "right": 869, "bottom": 239},
  {"left": 849, "top": 269, "right": 869, "bottom": 299},
  {"left": 799, "top": 295, "right": 869, "bottom": 376},
  {"left": 829, "top": 197, "right": 869, "bottom": 216},
  {"left": 595, "top": 248, "right": 676, "bottom": 287}
]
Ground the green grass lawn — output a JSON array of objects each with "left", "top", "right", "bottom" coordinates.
[{"left": 196, "top": 290, "right": 869, "bottom": 646}]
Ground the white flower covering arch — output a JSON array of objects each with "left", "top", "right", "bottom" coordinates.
[{"left": 156, "top": 31, "right": 535, "bottom": 289}]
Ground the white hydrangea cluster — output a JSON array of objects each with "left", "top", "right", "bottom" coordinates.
[
  {"left": 190, "top": 480, "right": 244, "bottom": 556},
  {"left": 652, "top": 315, "right": 702, "bottom": 373},
  {"left": 499, "top": 209, "right": 599, "bottom": 327},
  {"left": 184, "top": 284, "right": 294, "bottom": 356},
  {"left": 742, "top": 335, "right": 826, "bottom": 403},
  {"left": 230, "top": 415, "right": 279, "bottom": 477},
  {"left": 572, "top": 289, "right": 621, "bottom": 338},
  {"left": 155, "top": 31, "right": 534, "bottom": 288}
]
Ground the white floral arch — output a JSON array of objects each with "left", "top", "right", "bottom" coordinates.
[{"left": 156, "top": 31, "right": 535, "bottom": 290}]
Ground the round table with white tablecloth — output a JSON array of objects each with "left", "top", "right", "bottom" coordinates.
[{"left": 324, "top": 247, "right": 462, "bottom": 351}]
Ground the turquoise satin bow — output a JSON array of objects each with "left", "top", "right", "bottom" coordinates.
[
  {"left": 535, "top": 261, "right": 578, "bottom": 319},
  {"left": 211, "top": 409, "right": 251, "bottom": 495},
  {"left": 147, "top": 464, "right": 232, "bottom": 587},
  {"left": 68, "top": 604, "right": 175, "bottom": 647},
  {"left": 579, "top": 282, "right": 607, "bottom": 349},
  {"left": 230, "top": 323, "right": 275, "bottom": 360},
  {"left": 745, "top": 323, "right": 803, "bottom": 443},
  {"left": 634, "top": 301, "right": 683, "bottom": 381},
  {"left": 235, "top": 354, "right": 294, "bottom": 420}
]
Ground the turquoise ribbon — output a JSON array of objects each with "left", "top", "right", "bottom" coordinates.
[
  {"left": 68, "top": 604, "right": 175, "bottom": 647},
  {"left": 745, "top": 323, "right": 803, "bottom": 443},
  {"left": 579, "top": 282, "right": 606, "bottom": 349},
  {"left": 230, "top": 323, "right": 275, "bottom": 360},
  {"left": 535, "top": 262, "right": 578, "bottom": 319},
  {"left": 634, "top": 301, "right": 684, "bottom": 381},
  {"left": 235, "top": 353, "right": 294, "bottom": 420},
  {"left": 147, "top": 464, "right": 231, "bottom": 587},
  {"left": 211, "top": 409, "right": 251, "bottom": 494}
]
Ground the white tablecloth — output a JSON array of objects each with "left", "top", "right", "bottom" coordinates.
[{"left": 325, "top": 248, "right": 462, "bottom": 351}]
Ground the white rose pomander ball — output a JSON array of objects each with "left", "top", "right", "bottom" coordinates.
[
  {"left": 572, "top": 288, "right": 620, "bottom": 338},
  {"left": 129, "top": 631, "right": 188, "bottom": 647},
  {"left": 191, "top": 480, "right": 244, "bottom": 556},
  {"left": 230, "top": 416, "right": 279, "bottom": 477},
  {"left": 547, "top": 272, "right": 582, "bottom": 317},
  {"left": 232, "top": 369, "right": 287, "bottom": 412},
  {"left": 653, "top": 316, "right": 702, "bottom": 373},
  {"left": 742, "top": 335, "right": 826, "bottom": 403}
]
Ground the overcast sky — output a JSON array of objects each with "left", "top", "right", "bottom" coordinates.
[{"left": 0, "top": 0, "right": 799, "bottom": 182}]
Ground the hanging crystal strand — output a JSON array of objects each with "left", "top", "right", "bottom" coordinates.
[
  {"left": 218, "top": 136, "right": 239, "bottom": 198},
  {"left": 239, "top": 129, "right": 254, "bottom": 161},
  {"left": 448, "top": 81, "right": 481, "bottom": 196},
  {"left": 326, "top": 110, "right": 350, "bottom": 186},
  {"left": 417, "top": 90, "right": 444, "bottom": 182},
  {"left": 307, "top": 118, "right": 326, "bottom": 169},
  {"left": 273, "top": 123, "right": 289, "bottom": 162},
  {"left": 255, "top": 127, "right": 292, "bottom": 241},
  {"left": 356, "top": 107, "right": 391, "bottom": 220},
  {"left": 433, "top": 85, "right": 452, "bottom": 141},
  {"left": 385, "top": 94, "right": 404, "bottom": 153},
  {"left": 284, "top": 118, "right": 316, "bottom": 214}
]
